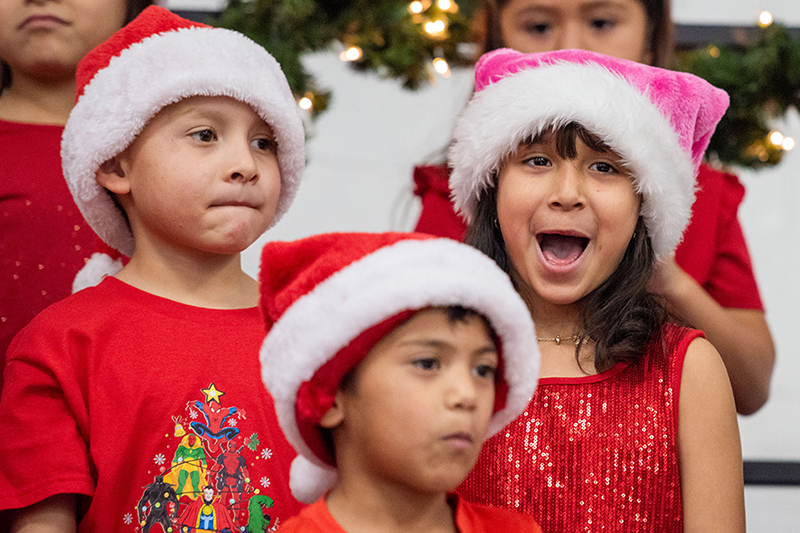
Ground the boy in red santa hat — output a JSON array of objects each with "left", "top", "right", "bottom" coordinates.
[
  {"left": 258, "top": 231, "right": 543, "bottom": 532},
  {"left": 0, "top": 6, "right": 306, "bottom": 530}
]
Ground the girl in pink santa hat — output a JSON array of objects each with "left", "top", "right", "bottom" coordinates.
[{"left": 450, "top": 48, "right": 744, "bottom": 532}]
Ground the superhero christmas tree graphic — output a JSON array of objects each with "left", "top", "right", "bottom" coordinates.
[{"left": 132, "top": 383, "right": 280, "bottom": 533}]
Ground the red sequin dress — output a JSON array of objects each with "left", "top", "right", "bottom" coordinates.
[{"left": 459, "top": 323, "right": 701, "bottom": 532}]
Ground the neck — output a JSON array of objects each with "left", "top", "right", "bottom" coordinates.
[
  {"left": 326, "top": 478, "right": 456, "bottom": 533},
  {"left": 512, "top": 273, "right": 598, "bottom": 378},
  {"left": 0, "top": 71, "right": 76, "bottom": 124},
  {"left": 116, "top": 243, "right": 258, "bottom": 309}
]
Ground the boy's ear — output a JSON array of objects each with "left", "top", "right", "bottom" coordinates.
[
  {"left": 319, "top": 393, "right": 346, "bottom": 430},
  {"left": 95, "top": 157, "right": 131, "bottom": 195}
]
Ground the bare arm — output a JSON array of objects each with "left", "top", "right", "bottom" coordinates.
[
  {"left": 8, "top": 495, "right": 77, "bottom": 533},
  {"left": 652, "top": 257, "right": 774, "bottom": 414},
  {"left": 678, "top": 337, "right": 745, "bottom": 533}
]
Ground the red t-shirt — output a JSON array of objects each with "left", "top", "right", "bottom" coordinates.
[
  {"left": 0, "top": 277, "right": 304, "bottom": 531},
  {"left": 0, "top": 119, "right": 96, "bottom": 366},
  {"left": 412, "top": 163, "right": 764, "bottom": 310},
  {"left": 280, "top": 493, "right": 542, "bottom": 533}
]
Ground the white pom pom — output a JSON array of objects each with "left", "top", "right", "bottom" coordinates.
[
  {"left": 289, "top": 455, "right": 337, "bottom": 504},
  {"left": 72, "top": 252, "right": 123, "bottom": 293}
]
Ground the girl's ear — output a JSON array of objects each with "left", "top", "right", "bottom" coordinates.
[
  {"left": 319, "top": 392, "right": 346, "bottom": 430},
  {"left": 96, "top": 157, "right": 131, "bottom": 195}
]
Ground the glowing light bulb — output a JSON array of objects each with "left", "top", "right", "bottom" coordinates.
[
  {"left": 299, "top": 97, "right": 313, "bottom": 110},
  {"left": 433, "top": 57, "right": 451, "bottom": 77},
  {"left": 409, "top": 1, "right": 424, "bottom": 14},
  {"left": 782, "top": 137, "right": 795, "bottom": 151},
  {"left": 438, "top": 0, "right": 452, "bottom": 10},
  {"left": 340, "top": 46, "right": 363, "bottom": 62},
  {"left": 758, "top": 11, "right": 773, "bottom": 27},
  {"left": 769, "top": 131, "right": 784, "bottom": 146},
  {"left": 425, "top": 19, "right": 446, "bottom": 35}
]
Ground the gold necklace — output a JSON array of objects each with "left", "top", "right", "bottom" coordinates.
[{"left": 536, "top": 334, "right": 591, "bottom": 346}]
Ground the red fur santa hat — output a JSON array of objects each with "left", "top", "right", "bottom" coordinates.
[
  {"left": 449, "top": 48, "right": 729, "bottom": 260},
  {"left": 62, "top": 6, "right": 304, "bottom": 282},
  {"left": 259, "top": 232, "right": 540, "bottom": 503}
]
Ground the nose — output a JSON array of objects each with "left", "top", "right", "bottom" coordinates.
[
  {"left": 548, "top": 163, "right": 585, "bottom": 210},
  {"left": 559, "top": 21, "right": 586, "bottom": 52},
  {"left": 446, "top": 365, "right": 478, "bottom": 411},
  {"left": 227, "top": 142, "right": 259, "bottom": 183}
]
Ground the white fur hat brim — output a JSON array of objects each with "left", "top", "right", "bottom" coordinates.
[
  {"left": 449, "top": 61, "right": 695, "bottom": 260},
  {"left": 62, "top": 25, "right": 305, "bottom": 257},
  {"left": 260, "top": 237, "right": 540, "bottom": 503}
]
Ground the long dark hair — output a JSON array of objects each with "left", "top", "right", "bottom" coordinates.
[
  {"left": 465, "top": 122, "right": 667, "bottom": 372},
  {"left": 478, "top": 0, "right": 673, "bottom": 68},
  {"left": 0, "top": 0, "right": 154, "bottom": 94}
]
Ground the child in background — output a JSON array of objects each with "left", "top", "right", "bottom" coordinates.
[
  {"left": 0, "top": 6, "right": 305, "bottom": 531},
  {"left": 449, "top": 49, "right": 745, "bottom": 531},
  {"left": 258, "top": 232, "right": 542, "bottom": 533},
  {"left": 0, "top": 0, "right": 153, "bottom": 380}
]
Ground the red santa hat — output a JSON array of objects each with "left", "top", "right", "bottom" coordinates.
[
  {"left": 61, "top": 5, "right": 304, "bottom": 262},
  {"left": 449, "top": 48, "right": 729, "bottom": 259},
  {"left": 259, "top": 232, "right": 540, "bottom": 503}
]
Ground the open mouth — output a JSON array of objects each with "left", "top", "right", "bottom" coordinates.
[{"left": 537, "top": 233, "right": 589, "bottom": 265}]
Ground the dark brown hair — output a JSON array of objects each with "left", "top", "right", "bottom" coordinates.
[
  {"left": 464, "top": 122, "right": 667, "bottom": 372},
  {"left": 1, "top": 0, "right": 154, "bottom": 94},
  {"left": 477, "top": 0, "right": 673, "bottom": 68}
]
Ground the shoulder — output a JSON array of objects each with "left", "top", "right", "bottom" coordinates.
[
  {"left": 280, "top": 499, "right": 344, "bottom": 533},
  {"left": 680, "top": 336, "right": 732, "bottom": 400},
  {"left": 455, "top": 497, "right": 542, "bottom": 533}
]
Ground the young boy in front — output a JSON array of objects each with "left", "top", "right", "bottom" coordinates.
[
  {"left": 258, "top": 232, "right": 544, "bottom": 533},
  {"left": 0, "top": 7, "right": 306, "bottom": 530}
]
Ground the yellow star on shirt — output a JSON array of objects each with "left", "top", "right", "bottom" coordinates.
[{"left": 202, "top": 383, "right": 225, "bottom": 404}]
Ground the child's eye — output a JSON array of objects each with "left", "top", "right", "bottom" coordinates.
[
  {"left": 251, "top": 137, "right": 276, "bottom": 152},
  {"left": 474, "top": 364, "right": 498, "bottom": 380},
  {"left": 590, "top": 18, "right": 616, "bottom": 31},
  {"left": 525, "top": 156, "right": 551, "bottom": 167},
  {"left": 412, "top": 358, "right": 440, "bottom": 371},
  {"left": 524, "top": 22, "right": 551, "bottom": 36},
  {"left": 590, "top": 161, "right": 616, "bottom": 173},
  {"left": 191, "top": 129, "right": 216, "bottom": 142}
]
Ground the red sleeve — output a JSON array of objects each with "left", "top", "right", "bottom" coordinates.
[
  {"left": 413, "top": 165, "right": 468, "bottom": 241},
  {"left": 0, "top": 308, "right": 96, "bottom": 509},
  {"left": 675, "top": 164, "right": 763, "bottom": 310}
]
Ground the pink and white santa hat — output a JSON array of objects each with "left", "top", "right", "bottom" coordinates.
[
  {"left": 449, "top": 48, "right": 729, "bottom": 259},
  {"left": 259, "top": 232, "right": 540, "bottom": 504},
  {"left": 62, "top": 5, "right": 304, "bottom": 263}
]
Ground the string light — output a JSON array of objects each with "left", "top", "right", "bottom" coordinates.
[
  {"left": 758, "top": 11, "right": 773, "bottom": 27},
  {"left": 408, "top": 1, "right": 425, "bottom": 14},
  {"left": 340, "top": 46, "right": 363, "bottom": 62},
  {"left": 769, "top": 130, "right": 785, "bottom": 146},
  {"left": 438, "top": 0, "right": 452, "bottom": 10},
  {"left": 782, "top": 137, "right": 795, "bottom": 151},
  {"left": 424, "top": 19, "right": 447, "bottom": 36},
  {"left": 298, "top": 96, "right": 313, "bottom": 110},
  {"left": 433, "top": 57, "right": 451, "bottom": 77},
  {"left": 708, "top": 45, "right": 721, "bottom": 58}
]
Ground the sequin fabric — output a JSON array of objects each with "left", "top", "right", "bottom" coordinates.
[{"left": 460, "top": 324, "right": 702, "bottom": 532}]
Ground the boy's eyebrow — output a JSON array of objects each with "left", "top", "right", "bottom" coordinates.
[{"left": 399, "top": 339, "right": 498, "bottom": 355}]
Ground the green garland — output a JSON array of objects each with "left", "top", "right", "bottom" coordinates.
[
  {"left": 212, "top": 0, "right": 478, "bottom": 117},
  {"left": 212, "top": 2, "right": 799, "bottom": 169},
  {"left": 676, "top": 24, "right": 800, "bottom": 169}
]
